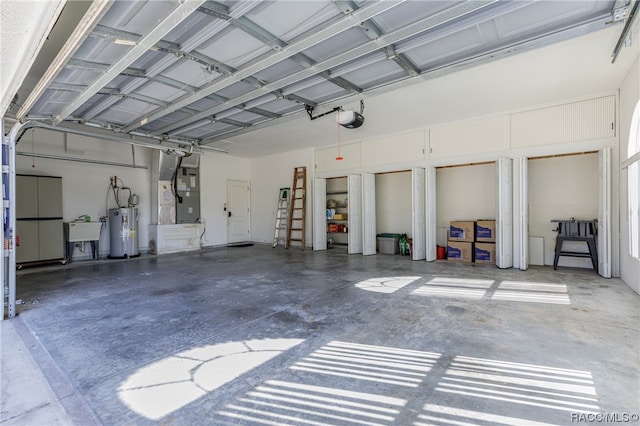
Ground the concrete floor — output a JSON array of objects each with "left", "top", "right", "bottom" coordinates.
[{"left": 2, "top": 245, "right": 639, "bottom": 425}]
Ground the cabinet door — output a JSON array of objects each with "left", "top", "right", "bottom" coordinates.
[
  {"left": 16, "top": 175, "right": 38, "bottom": 218},
  {"left": 39, "top": 219, "right": 64, "bottom": 260},
  {"left": 16, "top": 220, "right": 39, "bottom": 263},
  {"left": 37, "top": 176, "right": 63, "bottom": 218}
]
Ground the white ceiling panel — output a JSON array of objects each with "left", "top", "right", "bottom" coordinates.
[
  {"left": 161, "top": 12, "right": 210, "bottom": 44},
  {"left": 198, "top": 27, "right": 272, "bottom": 69},
  {"left": 189, "top": 97, "right": 223, "bottom": 111},
  {"left": 224, "top": 110, "right": 266, "bottom": 123},
  {"left": 139, "top": 110, "right": 192, "bottom": 132},
  {"left": 136, "top": 81, "right": 187, "bottom": 103},
  {"left": 293, "top": 80, "right": 350, "bottom": 104},
  {"left": 98, "top": 99, "right": 156, "bottom": 124},
  {"left": 215, "top": 81, "right": 257, "bottom": 100},
  {"left": 100, "top": 1, "right": 180, "bottom": 35},
  {"left": 247, "top": 97, "right": 297, "bottom": 115},
  {"left": 493, "top": 1, "right": 610, "bottom": 39},
  {"left": 161, "top": 60, "right": 220, "bottom": 88},
  {"left": 246, "top": 1, "right": 334, "bottom": 41},
  {"left": 73, "top": 37, "right": 130, "bottom": 64},
  {"left": 252, "top": 59, "right": 305, "bottom": 84},
  {"left": 370, "top": 1, "right": 458, "bottom": 33},
  {"left": 302, "top": 28, "right": 371, "bottom": 63},
  {"left": 130, "top": 50, "right": 172, "bottom": 73},
  {"left": 339, "top": 60, "right": 407, "bottom": 90},
  {"left": 402, "top": 26, "right": 485, "bottom": 69},
  {"left": 272, "top": 3, "right": 341, "bottom": 43}
]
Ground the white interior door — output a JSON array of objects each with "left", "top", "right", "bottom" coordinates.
[
  {"left": 227, "top": 180, "right": 250, "bottom": 244},
  {"left": 496, "top": 158, "right": 513, "bottom": 268},
  {"left": 412, "top": 167, "right": 426, "bottom": 260},
  {"left": 313, "top": 178, "right": 327, "bottom": 250},
  {"left": 363, "top": 172, "right": 376, "bottom": 255},
  {"left": 348, "top": 174, "right": 362, "bottom": 254},
  {"left": 426, "top": 166, "right": 437, "bottom": 261},
  {"left": 599, "top": 148, "right": 611, "bottom": 278}
]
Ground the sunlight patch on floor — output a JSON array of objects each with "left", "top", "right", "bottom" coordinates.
[
  {"left": 492, "top": 281, "right": 570, "bottom": 305},
  {"left": 290, "top": 341, "right": 441, "bottom": 387},
  {"left": 411, "top": 277, "right": 571, "bottom": 305},
  {"left": 411, "top": 277, "right": 494, "bottom": 299},
  {"left": 435, "top": 355, "right": 599, "bottom": 414},
  {"left": 218, "top": 380, "right": 407, "bottom": 425},
  {"left": 118, "top": 338, "right": 303, "bottom": 420},
  {"left": 355, "top": 276, "right": 421, "bottom": 294},
  {"left": 416, "top": 403, "right": 559, "bottom": 426}
]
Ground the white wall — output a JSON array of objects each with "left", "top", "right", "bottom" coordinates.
[
  {"left": 528, "top": 154, "right": 599, "bottom": 268},
  {"left": 435, "top": 163, "right": 496, "bottom": 245},
  {"left": 14, "top": 128, "right": 152, "bottom": 259},
  {"left": 199, "top": 151, "right": 250, "bottom": 247},
  {"left": 375, "top": 171, "right": 412, "bottom": 237},
  {"left": 13, "top": 128, "right": 252, "bottom": 256},
  {"left": 620, "top": 55, "right": 640, "bottom": 294},
  {"left": 250, "top": 148, "right": 314, "bottom": 246}
]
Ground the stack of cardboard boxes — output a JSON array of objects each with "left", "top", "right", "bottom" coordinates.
[{"left": 447, "top": 220, "right": 496, "bottom": 264}]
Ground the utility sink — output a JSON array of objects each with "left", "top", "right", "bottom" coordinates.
[{"left": 64, "top": 222, "right": 103, "bottom": 242}]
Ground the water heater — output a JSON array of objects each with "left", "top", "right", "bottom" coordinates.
[{"left": 109, "top": 207, "right": 140, "bottom": 258}]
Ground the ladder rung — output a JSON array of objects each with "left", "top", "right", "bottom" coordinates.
[
  {"left": 290, "top": 228, "right": 302, "bottom": 231},
  {"left": 289, "top": 238, "right": 302, "bottom": 242}
]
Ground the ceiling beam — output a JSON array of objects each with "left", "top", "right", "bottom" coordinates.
[
  {"left": 52, "top": 0, "right": 206, "bottom": 125},
  {"left": 121, "top": 1, "right": 405, "bottom": 133},
  {"left": 335, "top": 0, "right": 420, "bottom": 77},
  {"left": 161, "top": 1, "right": 500, "bottom": 140},
  {"left": 16, "top": 0, "right": 112, "bottom": 120}
]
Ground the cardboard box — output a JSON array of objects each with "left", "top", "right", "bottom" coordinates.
[
  {"left": 377, "top": 234, "right": 400, "bottom": 254},
  {"left": 474, "top": 242, "right": 496, "bottom": 264},
  {"left": 449, "top": 221, "right": 475, "bottom": 242},
  {"left": 447, "top": 241, "right": 473, "bottom": 262},
  {"left": 333, "top": 213, "right": 347, "bottom": 220},
  {"left": 476, "top": 220, "right": 496, "bottom": 242}
]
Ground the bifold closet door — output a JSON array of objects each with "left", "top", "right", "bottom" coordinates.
[
  {"left": 313, "top": 178, "right": 327, "bottom": 250},
  {"left": 426, "top": 167, "right": 437, "bottom": 261},
  {"left": 599, "top": 148, "right": 611, "bottom": 278},
  {"left": 348, "top": 174, "right": 363, "bottom": 254},
  {"left": 412, "top": 167, "right": 426, "bottom": 260},
  {"left": 363, "top": 173, "right": 376, "bottom": 255},
  {"left": 496, "top": 158, "right": 513, "bottom": 269}
]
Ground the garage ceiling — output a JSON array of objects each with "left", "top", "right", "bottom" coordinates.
[{"left": 6, "top": 0, "right": 634, "bottom": 157}]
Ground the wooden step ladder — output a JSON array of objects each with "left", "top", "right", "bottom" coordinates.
[
  {"left": 286, "top": 167, "right": 306, "bottom": 250},
  {"left": 272, "top": 187, "right": 290, "bottom": 248}
]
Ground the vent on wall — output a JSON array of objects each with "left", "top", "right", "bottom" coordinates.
[{"left": 511, "top": 96, "right": 616, "bottom": 148}]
